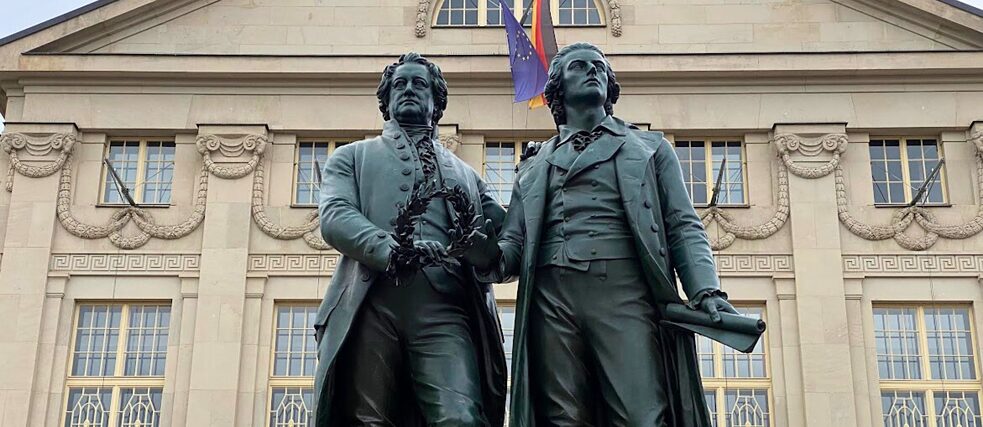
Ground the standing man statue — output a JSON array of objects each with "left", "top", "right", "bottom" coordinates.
[
  {"left": 313, "top": 52, "right": 507, "bottom": 427},
  {"left": 466, "top": 42, "right": 739, "bottom": 426}
]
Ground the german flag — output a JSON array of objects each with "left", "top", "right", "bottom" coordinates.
[{"left": 526, "top": 0, "right": 557, "bottom": 108}]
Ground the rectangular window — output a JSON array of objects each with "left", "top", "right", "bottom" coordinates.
[
  {"left": 874, "top": 305, "right": 981, "bottom": 427},
  {"left": 64, "top": 303, "right": 170, "bottom": 427},
  {"left": 498, "top": 305, "right": 516, "bottom": 377},
  {"left": 269, "top": 304, "right": 318, "bottom": 427},
  {"left": 869, "top": 138, "right": 947, "bottom": 205},
  {"left": 557, "top": 0, "right": 602, "bottom": 25},
  {"left": 435, "top": 0, "right": 599, "bottom": 27},
  {"left": 674, "top": 139, "right": 747, "bottom": 206},
  {"left": 102, "top": 140, "right": 175, "bottom": 205},
  {"left": 699, "top": 306, "right": 771, "bottom": 427},
  {"left": 483, "top": 141, "right": 523, "bottom": 206},
  {"left": 294, "top": 140, "right": 350, "bottom": 206}
]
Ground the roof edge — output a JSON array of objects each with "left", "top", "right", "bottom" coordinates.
[
  {"left": 938, "top": 0, "right": 983, "bottom": 18},
  {"left": 0, "top": 0, "right": 117, "bottom": 47}
]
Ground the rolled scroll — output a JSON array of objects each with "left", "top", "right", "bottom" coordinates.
[{"left": 660, "top": 303, "right": 767, "bottom": 354}]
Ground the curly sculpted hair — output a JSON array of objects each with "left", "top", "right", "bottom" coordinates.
[
  {"left": 543, "top": 43, "right": 621, "bottom": 126},
  {"left": 376, "top": 52, "right": 449, "bottom": 127}
]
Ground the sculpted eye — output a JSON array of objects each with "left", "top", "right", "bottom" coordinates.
[{"left": 393, "top": 80, "right": 407, "bottom": 90}]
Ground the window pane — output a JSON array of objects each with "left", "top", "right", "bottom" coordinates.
[
  {"left": 124, "top": 305, "right": 170, "bottom": 377},
  {"left": 437, "top": 0, "right": 479, "bottom": 26},
  {"left": 295, "top": 142, "right": 331, "bottom": 206},
  {"left": 498, "top": 306, "right": 516, "bottom": 377},
  {"left": 72, "top": 305, "right": 122, "bottom": 377},
  {"left": 273, "top": 305, "right": 318, "bottom": 377},
  {"left": 925, "top": 307, "right": 976, "bottom": 380},
  {"left": 906, "top": 139, "right": 945, "bottom": 205},
  {"left": 882, "top": 390, "right": 928, "bottom": 427},
  {"left": 711, "top": 141, "right": 745, "bottom": 205},
  {"left": 484, "top": 142, "right": 519, "bottom": 206},
  {"left": 724, "top": 389, "right": 769, "bottom": 427},
  {"left": 697, "top": 335, "right": 715, "bottom": 378},
  {"left": 141, "top": 142, "right": 175, "bottom": 204},
  {"left": 104, "top": 141, "right": 140, "bottom": 204},
  {"left": 873, "top": 307, "right": 922, "bottom": 380},
  {"left": 65, "top": 387, "right": 113, "bottom": 427},
  {"left": 722, "top": 307, "right": 766, "bottom": 378},
  {"left": 705, "top": 390, "right": 718, "bottom": 427},
  {"left": 558, "top": 0, "right": 601, "bottom": 25},
  {"left": 935, "top": 391, "right": 982, "bottom": 427},
  {"left": 675, "top": 141, "right": 708, "bottom": 205},
  {"left": 118, "top": 387, "right": 163, "bottom": 427},
  {"left": 270, "top": 387, "right": 314, "bottom": 427}
]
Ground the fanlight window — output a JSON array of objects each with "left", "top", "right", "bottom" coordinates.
[{"left": 434, "top": 0, "right": 604, "bottom": 27}]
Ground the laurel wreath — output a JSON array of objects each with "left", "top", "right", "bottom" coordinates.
[{"left": 386, "top": 180, "right": 481, "bottom": 285}]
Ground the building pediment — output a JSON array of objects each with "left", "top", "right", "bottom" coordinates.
[{"left": 0, "top": 0, "right": 981, "bottom": 63}]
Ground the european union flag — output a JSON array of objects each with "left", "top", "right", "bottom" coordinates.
[{"left": 502, "top": 2, "right": 548, "bottom": 103}]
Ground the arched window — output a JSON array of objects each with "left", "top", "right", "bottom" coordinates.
[
  {"left": 557, "top": 0, "right": 602, "bottom": 25},
  {"left": 434, "top": 0, "right": 604, "bottom": 27}
]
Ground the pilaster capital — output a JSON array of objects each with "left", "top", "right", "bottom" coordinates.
[
  {"left": 0, "top": 122, "right": 79, "bottom": 191},
  {"left": 772, "top": 123, "right": 848, "bottom": 179},
  {"left": 195, "top": 124, "right": 270, "bottom": 179}
]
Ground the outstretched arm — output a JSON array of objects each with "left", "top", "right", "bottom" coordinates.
[
  {"left": 318, "top": 144, "right": 396, "bottom": 272},
  {"left": 470, "top": 179, "right": 524, "bottom": 284}
]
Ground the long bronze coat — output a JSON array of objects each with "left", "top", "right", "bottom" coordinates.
[
  {"left": 493, "top": 119, "right": 718, "bottom": 427},
  {"left": 313, "top": 121, "right": 508, "bottom": 426}
]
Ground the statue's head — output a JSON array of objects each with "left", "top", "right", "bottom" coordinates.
[
  {"left": 543, "top": 43, "right": 621, "bottom": 126},
  {"left": 377, "top": 52, "right": 448, "bottom": 127}
]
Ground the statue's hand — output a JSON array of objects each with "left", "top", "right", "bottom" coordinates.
[
  {"left": 455, "top": 219, "right": 501, "bottom": 269},
  {"left": 414, "top": 240, "right": 449, "bottom": 265},
  {"left": 700, "top": 294, "right": 739, "bottom": 323}
]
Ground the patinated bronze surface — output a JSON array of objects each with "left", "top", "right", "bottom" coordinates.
[
  {"left": 468, "top": 43, "right": 762, "bottom": 427},
  {"left": 313, "top": 52, "right": 507, "bottom": 427}
]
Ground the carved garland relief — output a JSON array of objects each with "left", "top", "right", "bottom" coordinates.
[
  {"left": 2, "top": 126, "right": 981, "bottom": 252},
  {"left": 416, "top": 0, "right": 622, "bottom": 38}
]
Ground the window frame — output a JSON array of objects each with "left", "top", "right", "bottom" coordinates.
[
  {"left": 874, "top": 303, "right": 982, "bottom": 427},
  {"left": 673, "top": 138, "right": 750, "bottom": 208},
  {"left": 868, "top": 136, "right": 949, "bottom": 207},
  {"left": 62, "top": 302, "right": 171, "bottom": 427},
  {"left": 292, "top": 139, "right": 350, "bottom": 208},
  {"left": 482, "top": 139, "right": 528, "bottom": 207},
  {"left": 432, "top": 0, "right": 606, "bottom": 27},
  {"left": 699, "top": 304, "right": 773, "bottom": 427},
  {"left": 267, "top": 302, "right": 319, "bottom": 427},
  {"left": 99, "top": 138, "right": 176, "bottom": 207}
]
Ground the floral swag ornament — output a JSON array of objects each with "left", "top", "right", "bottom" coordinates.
[{"left": 1, "top": 132, "right": 77, "bottom": 191}]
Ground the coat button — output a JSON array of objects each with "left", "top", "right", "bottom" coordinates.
[
  {"left": 593, "top": 164, "right": 600, "bottom": 170},
  {"left": 400, "top": 184, "right": 410, "bottom": 191},
  {"left": 591, "top": 249, "right": 597, "bottom": 255},
  {"left": 588, "top": 231, "right": 597, "bottom": 237},
  {"left": 644, "top": 201, "right": 652, "bottom": 209},
  {"left": 558, "top": 170, "right": 566, "bottom": 176},
  {"left": 394, "top": 134, "right": 402, "bottom": 140},
  {"left": 659, "top": 248, "right": 667, "bottom": 257},
  {"left": 651, "top": 224, "right": 659, "bottom": 232},
  {"left": 591, "top": 196, "right": 598, "bottom": 201},
  {"left": 400, "top": 153, "right": 410, "bottom": 161},
  {"left": 367, "top": 247, "right": 375, "bottom": 254},
  {"left": 397, "top": 144, "right": 406, "bottom": 149},
  {"left": 402, "top": 168, "right": 412, "bottom": 176},
  {"left": 361, "top": 273, "right": 372, "bottom": 281},
  {"left": 564, "top": 216, "right": 571, "bottom": 222},
  {"left": 641, "top": 182, "right": 646, "bottom": 187},
  {"left": 591, "top": 180, "right": 598, "bottom": 186},
  {"left": 376, "top": 232, "right": 387, "bottom": 239}
]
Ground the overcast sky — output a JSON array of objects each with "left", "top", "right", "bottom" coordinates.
[{"left": 1, "top": 0, "right": 982, "bottom": 130}]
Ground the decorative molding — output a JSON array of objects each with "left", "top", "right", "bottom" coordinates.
[
  {"left": 439, "top": 133, "right": 461, "bottom": 153},
  {"left": 700, "top": 144, "right": 790, "bottom": 250},
  {"left": 50, "top": 253, "right": 201, "bottom": 274},
  {"left": 773, "top": 133, "right": 847, "bottom": 179},
  {"left": 1, "top": 132, "right": 77, "bottom": 191},
  {"left": 195, "top": 133, "right": 267, "bottom": 179},
  {"left": 713, "top": 254, "right": 794, "bottom": 277},
  {"left": 248, "top": 254, "right": 340, "bottom": 273},
  {"left": 835, "top": 137, "right": 983, "bottom": 251},
  {"left": 251, "top": 161, "right": 330, "bottom": 250},
  {"left": 56, "top": 158, "right": 209, "bottom": 249},
  {"left": 417, "top": 0, "right": 622, "bottom": 37},
  {"left": 842, "top": 254, "right": 983, "bottom": 277}
]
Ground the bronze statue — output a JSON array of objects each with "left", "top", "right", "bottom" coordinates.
[
  {"left": 313, "top": 52, "right": 507, "bottom": 427},
  {"left": 466, "top": 43, "right": 755, "bottom": 426}
]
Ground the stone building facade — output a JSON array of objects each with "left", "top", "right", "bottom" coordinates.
[{"left": 0, "top": 0, "right": 982, "bottom": 426}]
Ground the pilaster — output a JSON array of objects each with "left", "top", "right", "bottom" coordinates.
[
  {"left": 184, "top": 124, "right": 267, "bottom": 425},
  {"left": 774, "top": 123, "right": 858, "bottom": 426},
  {"left": 0, "top": 123, "right": 78, "bottom": 427}
]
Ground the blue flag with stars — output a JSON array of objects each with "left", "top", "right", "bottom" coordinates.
[{"left": 502, "top": 2, "right": 548, "bottom": 103}]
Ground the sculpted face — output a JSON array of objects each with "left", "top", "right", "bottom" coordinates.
[
  {"left": 559, "top": 48, "right": 608, "bottom": 109},
  {"left": 388, "top": 62, "right": 435, "bottom": 126}
]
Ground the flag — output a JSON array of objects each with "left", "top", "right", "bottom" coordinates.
[
  {"left": 502, "top": 2, "right": 548, "bottom": 104},
  {"left": 527, "top": 0, "right": 557, "bottom": 108}
]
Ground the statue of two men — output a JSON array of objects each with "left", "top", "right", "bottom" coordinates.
[{"left": 314, "top": 44, "right": 741, "bottom": 427}]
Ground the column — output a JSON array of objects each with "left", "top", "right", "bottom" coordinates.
[
  {"left": 774, "top": 123, "right": 858, "bottom": 426},
  {"left": 184, "top": 125, "right": 268, "bottom": 425},
  {"left": 0, "top": 123, "right": 78, "bottom": 427}
]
